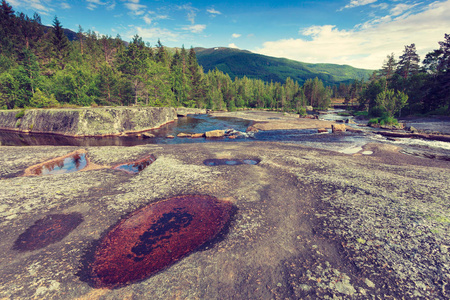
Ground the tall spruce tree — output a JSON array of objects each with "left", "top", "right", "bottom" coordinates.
[
  {"left": 397, "top": 44, "right": 420, "bottom": 79},
  {"left": 51, "top": 16, "right": 70, "bottom": 69}
]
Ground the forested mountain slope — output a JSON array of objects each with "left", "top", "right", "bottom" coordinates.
[{"left": 195, "top": 47, "right": 373, "bottom": 85}]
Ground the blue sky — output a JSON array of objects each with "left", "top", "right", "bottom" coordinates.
[{"left": 7, "top": 0, "right": 450, "bottom": 69}]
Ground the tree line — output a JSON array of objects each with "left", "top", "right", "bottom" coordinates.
[
  {"left": 0, "top": 1, "right": 332, "bottom": 112},
  {"left": 1, "top": 1, "right": 448, "bottom": 118},
  {"left": 333, "top": 37, "right": 450, "bottom": 120}
]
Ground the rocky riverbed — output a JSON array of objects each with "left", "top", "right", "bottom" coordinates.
[{"left": 0, "top": 141, "right": 449, "bottom": 299}]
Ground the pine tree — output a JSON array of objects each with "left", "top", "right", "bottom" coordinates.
[
  {"left": 118, "top": 35, "right": 148, "bottom": 105},
  {"left": 381, "top": 53, "right": 397, "bottom": 83},
  {"left": 397, "top": 44, "right": 420, "bottom": 79},
  {"left": 51, "top": 16, "right": 70, "bottom": 69}
]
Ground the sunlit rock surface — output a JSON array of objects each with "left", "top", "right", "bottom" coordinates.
[{"left": 0, "top": 107, "right": 177, "bottom": 136}]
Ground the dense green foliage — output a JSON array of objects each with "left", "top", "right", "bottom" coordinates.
[
  {"left": 1, "top": 1, "right": 448, "bottom": 117},
  {"left": 334, "top": 40, "right": 450, "bottom": 117},
  {"left": 195, "top": 47, "right": 373, "bottom": 85},
  {"left": 0, "top": 2, "right": 333, "bottom": 111}
]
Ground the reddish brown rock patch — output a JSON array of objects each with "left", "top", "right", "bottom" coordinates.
[
  {"left": 84, "top": 195, "right": 233, "bottom": 289},
  {"left": 13, "top": 213, "right": 84, "bottom": 252}
]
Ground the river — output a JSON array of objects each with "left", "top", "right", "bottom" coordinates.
[{"left": 1, "top": 111, "right": 449, "bottom": 160}]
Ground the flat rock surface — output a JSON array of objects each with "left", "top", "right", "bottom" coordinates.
[
  {"left": 0, "top": 142, "right": 449, "bottom": 299},
  {"left": 211, "top": 111, "right": 335, "bottom": 131}
]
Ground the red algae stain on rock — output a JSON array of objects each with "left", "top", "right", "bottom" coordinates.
[
  {"left": 85, "top": 195, "right": 233, "bottom": 289},
  {"left": 112, "top": 154, "right": 156, "bottom": 174},
  {"left": 13, "top": 213, "right": 84, "bottom": 252}
]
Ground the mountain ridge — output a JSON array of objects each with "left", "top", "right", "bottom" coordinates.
[{"left": 194, "top": 47, "right": 373, "bottom": 85}]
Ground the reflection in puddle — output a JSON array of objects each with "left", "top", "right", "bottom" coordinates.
[
  {"left": 82, "top": 195, "right": 233, "bottom": 289},
  {"left": 13, "top": 213, "right": 84, "bottom": 251},
  {"left": 27, "top": 151, "right": 88, "bottom": 176},
  {"left": 242, "top": 159, "right": 259, "bottom": 165},
  {"left": 203, "top": 158, "right": 260, "bottom": 166},
  {"left": 113, "top": 154, "right": 156, "bottom": 174}
]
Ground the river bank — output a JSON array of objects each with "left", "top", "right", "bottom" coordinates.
[
  {"left": 0, "top": 107, "right": 177, "bottom": 137},
  {"left": 0, "top": 142, "right": 449, "bottom": 299}
]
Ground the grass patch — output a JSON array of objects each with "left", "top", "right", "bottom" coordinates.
[
  {"left": 353, "top": 111, "right": 369, "bottom": 117},
  {"left": 368, "top": 116, "right": 399, "bottom": 126}
]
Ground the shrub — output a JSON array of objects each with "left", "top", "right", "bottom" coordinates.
[
  {"left": 30, "top": 89, "right": 59, "bottom": 108},
  {"left": 369, "top": 106, "right": 387, "bottom": 118},
  {"left": 368, "top": 118, "right": 379, "bottom": 125},
  {"left": 297, "top": 106, "right": 307, "bottom": 116},
  {"left": 353, "top": 111, "right": 369, "bottom": 117},
  {"left": 380, "top": 116, "right": 399, "bottom": 126},
  {"left": 15, "top": 109, "right": 25, "bottom": 119}
]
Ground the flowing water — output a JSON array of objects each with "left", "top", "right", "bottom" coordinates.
[{"left": 1, "top": 112, "right": 449, "bottom": 160}]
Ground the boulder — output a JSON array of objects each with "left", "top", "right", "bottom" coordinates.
[
  {"left": 246, "top": 126, "right": 259, "bottom": 133},
  {"left": 177, "top": 133, "right": 192, "bottom": 138},
  {"left": 332, "top": 124, "right": 346, "bottom": 133},
  {"left": 0, "top": 107, "right": 177, "bottom": 137},
  {"left": 191, "top": 133, "right": 205, "bottom": 138},
  {"left": 304, "top": 115, "right": 318, "bottom": 119},
  {"left": 166, "top": 135, "right": 175, "bottom": 139},
  {"left": 205, "top": 130, "right": 225, "bottom": 138},
  {"left": 346, "top": 128, "right": 363, "bottom": 133},
  {"left": 142, "top": 132, "right": 155, "bottom": 138}
]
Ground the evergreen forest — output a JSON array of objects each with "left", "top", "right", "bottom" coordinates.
[{"left": 0, "top": 1, "right": 449, "bottom": 120}]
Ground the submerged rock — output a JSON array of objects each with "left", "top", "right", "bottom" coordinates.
[
  {"left": 332, "top": 124, "right": 346, "bottom": 133},
  {"left": 205, "top": 130, "right": 225, "bottom": 138}
]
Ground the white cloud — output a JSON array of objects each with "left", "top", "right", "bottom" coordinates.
[
  {"left": 11, "top": 0, "right": 54, "bottom": 14},
  {"left": 232, "top": 33, "right": 241, "bottom": 38},
  {"left": 86, "top": 0, "right": 116, "bottom": 11},
  {"left": 143, "top": 13, "right": 169, "bottom": 24},
  {"left": 390, "top": 3, "right": 417, "bottom": 16},
  {"left": 87, "top": 0, "right": 107, "bottom": 4},
  {"left": 61, "top": 3, "right": 71, "bottom": 9},
  {"left": 371, "top": 3, "right": 389, "bottom": 10},
  {"left": 143, "top": 15, "right": 152, "bottom": 24},
  {"left": 228, "top": 43, "right": 239, "bottom": 49},
  {"left": 107, "top": 1, "right": 116, "bottom": 10},
  {"left": 256, "top": 0, "right": 450, "bottom": 69},
  {"left": 125, "top": 2, "right": 147, "bottom": 15},
  {"left": 182, "top": 24, "right": 206, "bottom": 33},
  {"left": 178, "top": 4, "right": 198, "bottom": 24},
  {"left": 341, "top": 0, "right": 378, "bottom": 10},
  {"left": 207, "top": 8, "right": 221, "bottom": 15},
  {"left": 130, "top": 26, "right": 179, "bottom": 42}
]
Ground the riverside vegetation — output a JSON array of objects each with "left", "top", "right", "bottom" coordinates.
[{"left": 1, "top": 0, "right": 449, "bottom": 122}]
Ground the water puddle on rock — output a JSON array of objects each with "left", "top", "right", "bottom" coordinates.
[
  {"left": 13, "top": 213, "right": 84, "bottom": 251},
  {"left": 113, "top": 154, "right": 156, "bottom": 174},
  {"left": 203, "top": 158, "right": 261, "bottom": 166},
  {"left": 25, "top": 150, "right": 88, "bottom": 176},
  {"left": 79, "top": 195, "right": 233, "bottom": 289}
]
